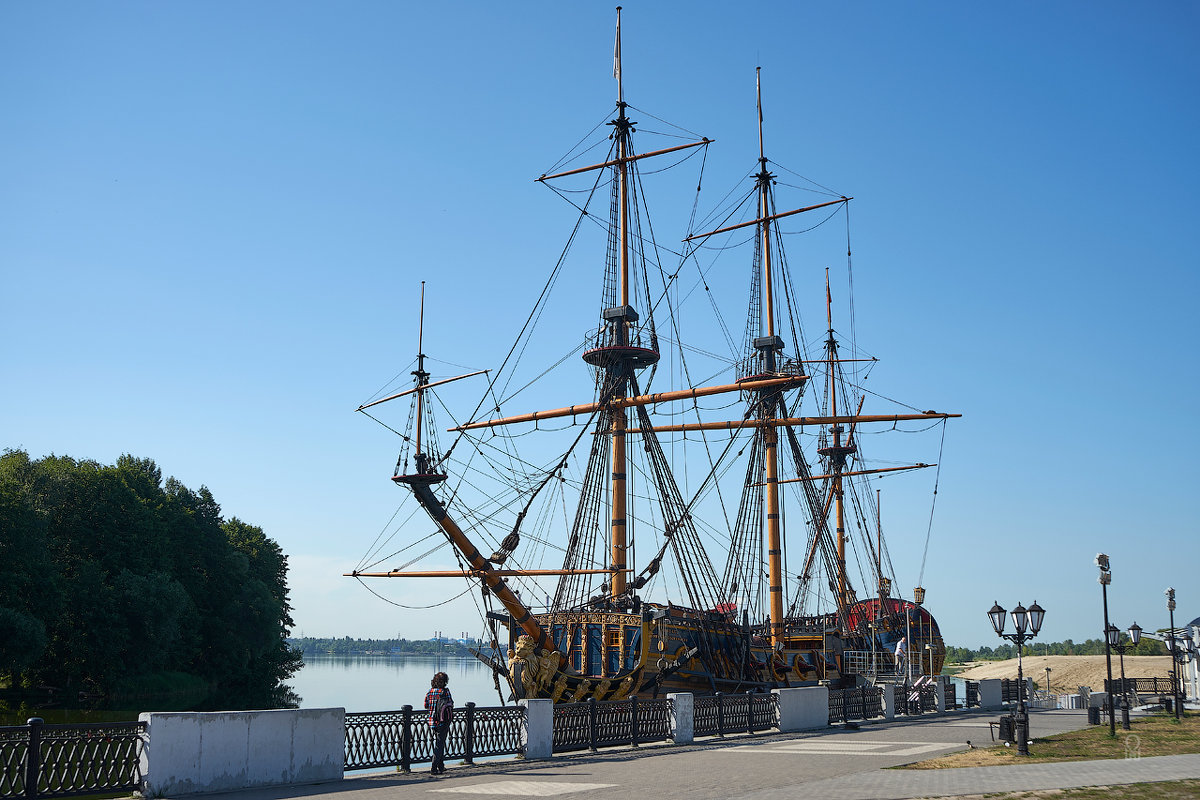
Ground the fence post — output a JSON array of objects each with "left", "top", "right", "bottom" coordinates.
[
  {"left": 463, "top": 702, "right": 476, "bottom": 765},
  {"left": 716, "top": 693, "right": 725, "bottom": 738},
  {"left": 24, "top": 718, "right": 42, "bottom": 800},
  {"left": 400, "top": 705, "right": 413, "bottom": 774},
  {"left": 667, "top": 693, "right": 693, "bottom": 744},
  {"left": 587, "top": 697, "right": 598, "bottom": 752},
  {"left": 629, "top": 695, "right": 640, "bottom": 748},
  {"left": 746, "top": 691, "right": 754, "bottom": 735}
]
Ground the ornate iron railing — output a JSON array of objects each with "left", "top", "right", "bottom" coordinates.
[
  {"left": 551, "top": 697, "right": 674, "bottom": 753},
  {"left": 917, "top": 683, "right": 937, "bottom": 712},
  {"left": 1105, "top": 677, "right": 1180, "bottom": 696},
  {"left": 828, "top": 686, "right": 883, "bottom": 723},
  {"left": 344, "top": 703, "right": 523, "bottom": 772},
  {"left": 965, "top": 680, "right": 980, "bottom": 708},
  {"left": 551, "top": 702, "right": 591, "bottom": 753},
  {"left": 943, "top": 681, "right": 957, "bottom": 709},
  {"left": 1001, "top": 678, "right": 1020, "bottom": 703},
  {"left": 692, "top": 692, "right": 776, "bottom": 738},
  {"left": 0, "top": 718, "right": 145, "bottom": 800}
]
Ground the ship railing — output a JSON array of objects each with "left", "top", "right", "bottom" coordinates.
[
  {"left": 0, "top": 718, "right": 145, "bottom": 800},
  {"left": 735, "top": 355, "right": 806, "bottom": 384},
  {"left": 842, "top": 650, "right": 899, "bottom": 677},
  {"left": 827, "top": 686, "right": 884, "bottom": 724},
  {"left": 344, "top": 703, "right": 525, "bottom": 772},
  {"left": 583, "top": 324, "right": 657, "bottom": 357},
  {"left": 693, "top": 691, "right": 778, "bottom": 738}
]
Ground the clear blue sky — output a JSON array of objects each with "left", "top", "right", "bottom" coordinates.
[{"left": 3, "top": 2, "right": 1197, "bottom": 650}]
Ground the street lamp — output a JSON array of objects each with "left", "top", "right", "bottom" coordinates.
[
  {"left": 1108, "top": 623, "right": 1138, "bottom": 730},
  {"left": 1167, "top": 588, "right": 1181, "bottom": 720},
  {"left": 988, "top": 599, "right": 1046, "bottom": 755},
  {"left": 1096, "top": 553, "right": 1117, "bottom": 736},
  {"left": 1045, "top": 666, "right": 1052, "bottom": 695}
]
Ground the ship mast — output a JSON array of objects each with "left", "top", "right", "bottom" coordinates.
[
  {"left": 413, "top": 282, "right": 428, "bottom": 468},
  {"left": 610, "top": 4, "right": 631, "bottom": 598},
  {"left": 818, "top": 269, "right": 857, "bottom": 615},
  {"left": 753, "top": 68, "right": 787, "bottom": 648}
]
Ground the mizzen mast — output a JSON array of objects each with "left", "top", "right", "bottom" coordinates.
[{"left": 818, "top": 269, "right": 858, "bottom": 615}]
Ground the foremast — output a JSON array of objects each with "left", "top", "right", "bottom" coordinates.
[{"left": 351, "top": 285, "right": 560, "bottom": 661}]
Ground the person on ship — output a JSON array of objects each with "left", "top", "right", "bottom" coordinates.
[
  {"left": 424, "top": 671, "right": 453, "bottom": 775},
  {"left": 894, "top": 636, "right": 908, "bottom": 677}
]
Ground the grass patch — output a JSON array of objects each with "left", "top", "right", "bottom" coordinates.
[
  {"left": 922, "top": 778, "right": 1200, "bottom": 799},
  {"left": 902, "top": 712, "right": 1199, "bottom": 769}
]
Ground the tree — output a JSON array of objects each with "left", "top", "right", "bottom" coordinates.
[{"left": 0, "top": 450, "right": 300, "bottom": 709}]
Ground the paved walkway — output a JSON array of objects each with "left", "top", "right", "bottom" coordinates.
[{"left": 190, "top": 710, "right": 1200, "bottom": 800}]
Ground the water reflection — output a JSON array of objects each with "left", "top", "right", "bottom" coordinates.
[{"left": 289, "top": 655, "right": 508, "bottom": 712}]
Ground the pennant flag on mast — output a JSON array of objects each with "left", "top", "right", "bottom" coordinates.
[{"left": 613, "top": 7, "right": 622, "bottom": 82}]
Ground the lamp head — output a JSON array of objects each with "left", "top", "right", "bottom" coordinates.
[
  {"left": 1128, "top": 621, "right": 1142, "bottom": 646},
  {"left": 914, "top": 585, "right": 925, "bottom": 605},
  {"left": 1095, "top": 553, "right": 1109, "bottom": 571},
  {"left": 1106, "top": 623, "right": 1120, "bottom": 648},
  {"left": 1027, "top": 600, "right": 1046, "bottom": 636},
  {"left": 988, "top": 601, "right": 1007, "bottom": 636},
  {"left": 1011, "top": 602, "right": 1029, "bottom": 635}
]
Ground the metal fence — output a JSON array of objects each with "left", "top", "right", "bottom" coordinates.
[
  {"left": 828, "top": 686, "right": 883, "bottom": 723},
  {"left": 965, "top": 680, "right": 980, "bottom": 708},
  {"left": 1105, "top": 677, "right": 1180, "bottom": 696},
  {"left": 0, "top": 718, "right": 145, "bottom": 800},
  {"left": 551, "top": 696, "right": 673, "bottom": 753},
  {"left": 1001, "top": 679, "right": 1021, "bottom": 703},
  {"left": 693, "top": 692, "right": 778, "bottom": 738},
  {"left": 344, "top": 703, "right": 524, "bottom": 772},
  {"left": 943, "top": 681, "right": 957, "bottom": 709}
]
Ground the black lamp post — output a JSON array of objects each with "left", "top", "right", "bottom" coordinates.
[
  {"left": 1167, "top": 588, "right": 1181, "bottom": 720},
  {"left": 988, "top": 599, "right": 1045, "bottom": 755},
  {"left": 1097, "top": 553, "right": 1116, "bottom": 736},
  {"left": 1108, "top": 623, "right": 1139, "bottom": 730}
]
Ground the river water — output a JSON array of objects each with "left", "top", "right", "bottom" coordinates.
[{"left": 287, "top": 655, "right": 510, "bottom": 712}]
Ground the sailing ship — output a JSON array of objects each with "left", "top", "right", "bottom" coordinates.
[{"left": 349, "top": 10, "right": 957, "bottom": 702}]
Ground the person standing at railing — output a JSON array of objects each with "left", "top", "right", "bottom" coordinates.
[
  {"left": 424, "top": 672, "right": 453, "bottom": 775},
  {"left": 894, "top": 636, "right": 908, "bottom": 677}
]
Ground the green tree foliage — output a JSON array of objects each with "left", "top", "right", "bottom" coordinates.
[{"left": 0, "top": 450, "right": 301, "bottom": 709}]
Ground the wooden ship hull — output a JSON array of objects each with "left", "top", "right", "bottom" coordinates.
[{"left": 496, "top": 605, "right": 844, "bottom": 702}]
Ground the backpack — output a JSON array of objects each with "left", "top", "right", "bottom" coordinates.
[{"left": 433, "top": 693, "right": 453, "bottom": 728}]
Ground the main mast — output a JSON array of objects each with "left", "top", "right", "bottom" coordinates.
[
  {"left": 610, "top": 5, "right": 631, "bottom": 598},
  {"left": 753, "top": 68, "right": 787, "bottom": 648}
]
